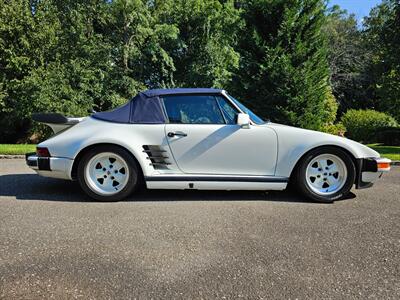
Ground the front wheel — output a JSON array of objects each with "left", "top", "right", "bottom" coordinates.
[
  {"left": 293, "top": 147, "right": 356, "bottom": 203},
  {"left": 77, "top": 145, "right": 140, "bottom": 201}
]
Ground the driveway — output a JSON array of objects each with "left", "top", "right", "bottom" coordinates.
[{"left": 0, "top": 159, "right": 399, "bottom": 299}]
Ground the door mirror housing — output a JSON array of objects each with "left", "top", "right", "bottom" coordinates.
[{"left": 237, "top": 113, "right": 250, "bottom": 128}]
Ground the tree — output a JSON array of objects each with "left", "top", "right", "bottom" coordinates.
[
  {"left": 0, "top": 0, "right": 57, "bottom": 142},
  {"left": 324, "top": 5, "right": 372, "bottom": 114},
  {"left": 155, "top": 0, "right": 242, "bottom": 88},
  {"left": 363, "top": 0, "right": 400, "bottom": 122},
  {"left": 231, "top": 0, "right": 332, "bottom": 130},
  {"left": 0, "top": 0, "right": 242, "bottom": 142},
  {"left": 107, "top": 0, "right": 178, "bottom": 93}
]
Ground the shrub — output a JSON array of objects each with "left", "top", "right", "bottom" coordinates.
[
  {"left": 340, "top": 109, "right": 398, "bottom": 143},
  {"left": 321, "top": 123, "right": 346, "bottom": 136},
  {"left": 322, "top": 87, "right": 339, "bottom": 125}
]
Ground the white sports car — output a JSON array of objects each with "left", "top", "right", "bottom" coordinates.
[{"left": 26, "top": 88, "right": 391, "bottom": 202}]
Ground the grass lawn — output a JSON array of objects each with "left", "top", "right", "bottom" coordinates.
[
  {"left": 367, "top": 144, "right": 400, "bottom": 161},
  {"left": 0, "top": 143, "right": 398, "bottom": 161},
  {"left": 0, "top": 144, "right": 36, "bottom": 155}
]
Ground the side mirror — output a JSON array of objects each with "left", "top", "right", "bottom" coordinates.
[{"left": 237, "top": 113, "right": 250, "bottom": 128}]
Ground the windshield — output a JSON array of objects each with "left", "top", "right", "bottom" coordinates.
[{"left": 227, "top": 95, "right": 265, "bottom": 125}]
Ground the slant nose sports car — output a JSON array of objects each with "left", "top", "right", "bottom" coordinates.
[{"left": 26, "top": 88, "right": 391, "bottom": 202}]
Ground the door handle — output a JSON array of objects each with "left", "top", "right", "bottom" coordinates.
[{"left": 167, "top": 131, "right": 187, "bottom": 137}]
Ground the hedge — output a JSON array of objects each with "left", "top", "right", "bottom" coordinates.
[{"left": 340, "top": 109, "right": 398, "bottom": 143}]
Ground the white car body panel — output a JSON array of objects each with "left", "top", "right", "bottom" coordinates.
[
  {"left": 27, "top": 156, "right": 74, "bottom": 180},
  {"left": 361, "top": 172, "right": 381, "bottom": 183},
  {"left": 146, "top": 180, "right": 286, "bottom": 190},
  {"left": 164, "top": 124, "right": 277, "bottom": 175},
  {"left": 40, "top": 118, "right": 178, "bottom": 177},
  {"left": 29, "top": 89, "right": 388, "bottom": 193},
  {"left": 266, "top": 123, "right": 380, "bottom": 178},
  {"left": 36, "top": 115, "right": 383, "bottom": 190}
]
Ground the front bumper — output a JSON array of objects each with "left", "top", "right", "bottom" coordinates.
[
  {"left": 25, "top": 152, "right": 74, "bottom": 180},
  {"left": 355, "top": 157, "right": 391, "bottom": 189}
]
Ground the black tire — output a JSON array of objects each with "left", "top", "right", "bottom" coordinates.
[
  {"left": 77, "top": 145, "right": 141, "bottom": 201},
  {"left": 293, "top": 146, "right": 356, "bottom": 203}
]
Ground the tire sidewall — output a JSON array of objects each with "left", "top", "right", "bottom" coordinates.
[
  {"left": 77, "top": 146, "right": 140, "bottom": 201},
  {"left": 296, "top": 147, "right": 356, "bottom": 203}
]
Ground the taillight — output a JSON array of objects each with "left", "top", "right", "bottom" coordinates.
[{"left": 36, "top": 147, "right": 50, "bottom": 157}]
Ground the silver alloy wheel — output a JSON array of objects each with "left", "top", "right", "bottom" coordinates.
[
  {"left": 305, "top": 154, "right": 348, "bottom": 195},
  {"left": 84, "top": 152, "right": 130, "bottom": 196}
]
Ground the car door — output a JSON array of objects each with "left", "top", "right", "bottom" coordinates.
[{"left": 163, "top": 94, "right": 278, "bottom": 176}]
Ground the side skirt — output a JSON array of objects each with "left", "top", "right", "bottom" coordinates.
[{"left": 145, "top": 175, "right": 288, "bottom": 191}]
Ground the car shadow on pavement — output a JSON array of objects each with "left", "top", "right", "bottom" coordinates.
[{"left": 0, "top": 174, "right": 355, "bottom": 204}]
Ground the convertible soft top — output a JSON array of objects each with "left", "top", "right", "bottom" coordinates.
[{"left": 92, "top": 88, "right": 224, "bottom": 124}]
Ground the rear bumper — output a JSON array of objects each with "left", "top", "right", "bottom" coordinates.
[
  {"left": 355, "top": 157, "right": 391, "bottom": 189},
  {"left": 25, "top": 153, "right": 73, "bottom": 180}
]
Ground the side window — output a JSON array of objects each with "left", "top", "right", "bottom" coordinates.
[
  {"left": 216, "top": 96, "right": 239, "bottom": 125},
  {"left": 163, "top": 95, "right": 225, "bottom": 124}
]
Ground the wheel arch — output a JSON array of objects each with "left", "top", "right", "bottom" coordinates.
[
  {"left": 71, "top": 143, "right": 144, "bottom": 181},
  {"left": 288, "top": 145, "right": 358, "bottom": 183}
]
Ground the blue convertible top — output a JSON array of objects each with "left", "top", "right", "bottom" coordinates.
[
  {"left": 92, "top": 88, "right": 224, "bottom": 124},
  {"left": 143, "top": 88, "right": 223, "bottom": 97}
]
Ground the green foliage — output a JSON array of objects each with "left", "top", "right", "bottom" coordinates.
[
  {"left": 363, "top": 0, "right": 400, "bottom": 122},
  {"left": 324, "top": 5, "right": 372, "bottom": 114},
  {"left": 322, "top": 87, "right": 339, "bottom": 125},
  {"left": 231, "top": 0, "right": 331, "bottom": 130},
  {"left": 0, "top": 0, "right": 399, "bottom": 143},
  {"left": 320, "top": 123, "right": 346, "bottom": 136},
  {"left": 324, "top": 1, "right": 400, "bottom": 123},
  {"left": 156, "top": 0, "right": 242, "bottom": 88},
  {"left": 0, "top": 0, "right": 117, "bottom": 142},
  {"left": 341, "top": 109, "right": 398, "bottom": 143},
  {"left": 367, "top": 144, "right": 400, "bottom": 161},
  {"left": 0, "top": 0, "right": 242, "bottom": 142},
  {"left": 0, "top": 144, "right": 36, "bottom": 155}
]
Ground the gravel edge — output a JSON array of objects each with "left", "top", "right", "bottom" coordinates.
[{"left": 0, "top": 155, "right": 26, "bottom": 159}]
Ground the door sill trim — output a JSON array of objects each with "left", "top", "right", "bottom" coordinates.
[{"left": 145, "top": 175, "right": 288, "bottom": 183}]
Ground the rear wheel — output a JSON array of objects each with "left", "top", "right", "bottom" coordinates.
[
  {"left": 77, "top": 146, "right": 140, "bottom": 201},
  {"left": 294, "top": 147, "right": 356, "bottom": 203}
]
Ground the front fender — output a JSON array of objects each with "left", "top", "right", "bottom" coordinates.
[{"left": 267, "top": 123, "right": 379, "bottom": 177}]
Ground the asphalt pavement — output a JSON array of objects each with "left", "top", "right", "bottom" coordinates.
[{"left": 0, "top": 159, "right": 399, "bottom": 299}]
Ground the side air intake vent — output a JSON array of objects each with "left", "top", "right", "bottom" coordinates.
[{"left": 143, "top": 145, "right": 171, "bottom": 169}]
